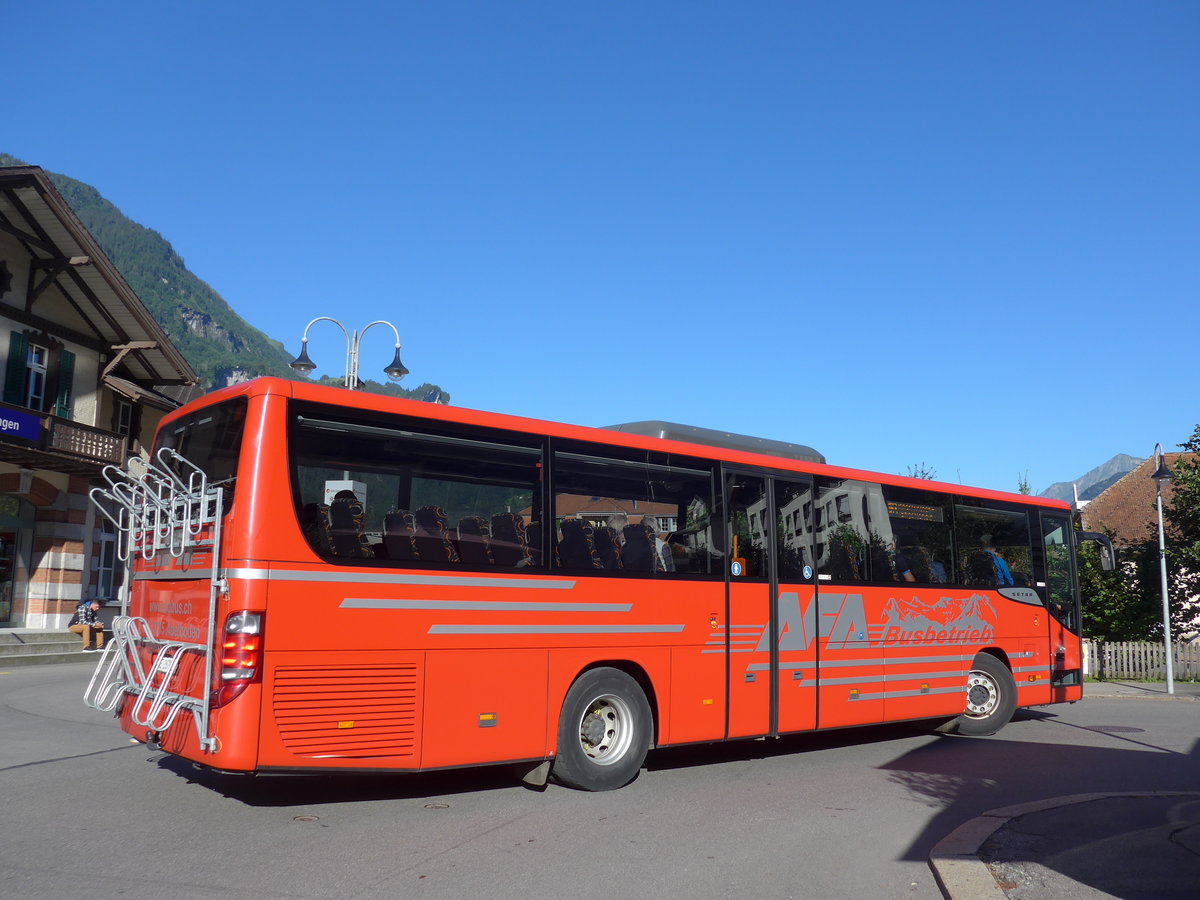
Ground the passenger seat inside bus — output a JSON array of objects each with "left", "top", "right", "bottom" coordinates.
[
  {"left": 964, "top": 550, "right": 998, "bottom": 587},
  {"left": 414, "top": 506, "right": 461, "bottom": 563},
  {"left": 524, "top": 521, "right": 545, "bottom": 567},
  {"left": 593, "top": 525, "right": 623, "bottom": 569},
  {"left": 457, "top": 516, "right": 495, "bottom": 565},
  {"left": 328, "top": 491, "right": 375, "bottom": 558},
  {"left": 301, "top": 503, "right": 335, "bottom": 557},
  {"left": 620, "top": 522, "right": 663, "bottom": 572},
  {"left": 557, "top": 518, "right": 602, "bottom": 569},
  {"left": 383, "top": 510, "right": 420, "bottom": 560},
  {"left": 490, "top": 513, "right": 533, "bottom": 566}
]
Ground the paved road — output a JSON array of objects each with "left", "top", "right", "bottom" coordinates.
[{"left": 1, "top": 666, "right": 1197, "bottom": 899}]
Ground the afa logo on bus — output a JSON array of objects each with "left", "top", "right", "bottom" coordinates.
[{"left": 766, "top": 591, "right": 998, "bottom": 652}]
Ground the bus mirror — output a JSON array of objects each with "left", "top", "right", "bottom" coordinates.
[{"left": 1076, "top": 531, "right": 1118, "bottom": 571}]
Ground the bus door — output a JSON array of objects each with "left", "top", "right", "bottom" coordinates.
[
  {"left": 1039, "top": 511, "right": 1083, "bottom": 700},
  {"left": 723, "top": 470, "right": 818, "bottom": 739}
]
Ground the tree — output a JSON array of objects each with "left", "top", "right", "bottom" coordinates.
[
  {"left": 1078, "top": 534, "right": 1162, "bottom": 641},
  {"left": 1163, "top": 425, "right": 1200, "bottom": 633},
  {"left": 904, "top": 462, "right": 936, "bottom": 480},
  {"left": 1017, "top": 471, "right": 1031, "bottom": 495}
]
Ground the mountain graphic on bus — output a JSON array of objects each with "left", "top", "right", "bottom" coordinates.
[{"left": 881, "top": 593, "right": 997, "bottom": 633}]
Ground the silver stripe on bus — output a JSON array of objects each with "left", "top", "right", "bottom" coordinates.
[
  {"left": 340, "top": 598, "right": 629, "bottom": 612},
  {"left": 224, "top": 568, "right": 576, "bottom": 589},
  {"left": 1012, "top": 665, "right": 1050, "bottom": 673},
  {"left": 427, "top": 624, "right": 685, "bottom": 635},
  {"left": 820, "top": 674, "right": 890, "bottom": 686},
  {"left": 820, "top": 670, "right": 973, "bottom": 686},
  {"left": 851, "top": 685, "right": 966, "bottom": 701},
  {"left": 815, "top": 657, "right": 885, "bottom": 668}
]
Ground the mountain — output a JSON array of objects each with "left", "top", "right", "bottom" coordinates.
[
  {"left": 1039, "top": 454, "right": 1143, "bottom": 502},
  {"left": 0, "top": 154, "right": 448, "bottom": 401}
]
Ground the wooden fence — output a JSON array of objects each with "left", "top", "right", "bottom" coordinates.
[{"left": 1084, "top": 641, "right": 1200, "bottom": 681}]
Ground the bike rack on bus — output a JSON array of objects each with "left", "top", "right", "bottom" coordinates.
[{"left": 84, "top": 448, "right": 225, "bottom": 753}]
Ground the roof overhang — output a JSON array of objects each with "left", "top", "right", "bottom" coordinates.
[
  {"left": 103, "top": 374, "right": 180, "bottom": 412},
  {"left": 0, "top": 166, "right": 196, "bottom": 386}
]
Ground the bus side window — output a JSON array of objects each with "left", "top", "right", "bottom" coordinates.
[
  {"left": 290, "top": 407, "right": 542, "bottom": 570},
  {"left": 551, "top": 446, "right": 717, "bottom": 577},
  {"left": 882, "top": 486, "right": 952, "bottom": 584},
  {"left": 815, "top": 478, "right": 889, "bottom": 582}
]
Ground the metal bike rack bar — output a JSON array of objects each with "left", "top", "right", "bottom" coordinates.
[{"left": 84, "top": 449, "right": 225, "bottom": 753}]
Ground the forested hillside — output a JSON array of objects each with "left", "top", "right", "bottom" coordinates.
[{"left": 0, "top": 154, "right": 448, "bottom": 401}]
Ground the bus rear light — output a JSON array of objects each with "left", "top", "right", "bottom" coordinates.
[{"left": 212, "top": 612, "right": 263, "bottom": 708}]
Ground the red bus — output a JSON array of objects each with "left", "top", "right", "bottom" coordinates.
[{"left": 85, "top": 377, "right": 1114, "bottom": 791}]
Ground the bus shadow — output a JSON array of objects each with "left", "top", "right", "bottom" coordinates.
[
  {"left": 155, "top": 707, "right": 1064, "bottom": 808},
  {"left": 156, "top": 755, "right": 531, "bottom": 806},
  {"left": 159, "top": 715, "right": 960, "bottom": 806},
  {"left": 644, "top": 719, "right": 945, "bottom": 775}
]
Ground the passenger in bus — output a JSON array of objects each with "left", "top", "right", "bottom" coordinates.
[
  {"left": 892, "top": 535, "right": 933, "bottom": 583},
  {"left": 980, "top": 535, "right": 1014, "bottom": 586},
  {"left": 606, "top": 513, "right": 629, "bottom": 540}
]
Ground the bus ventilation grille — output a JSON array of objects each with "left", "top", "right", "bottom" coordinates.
[{"left": 272, "top": 664, "right": 419, "bottom": 758}]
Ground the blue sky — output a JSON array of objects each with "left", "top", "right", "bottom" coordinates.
[{"left": 6, "top": 2, "right": 1198, "bottom": 494}]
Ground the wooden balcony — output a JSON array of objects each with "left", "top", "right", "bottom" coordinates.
[{"left": 0, "top": 401, "right": 128, "bottom": 474}]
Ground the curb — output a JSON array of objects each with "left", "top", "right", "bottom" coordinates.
[{"left": 927, "top": 792, "right": 1200, "bottom": 900}]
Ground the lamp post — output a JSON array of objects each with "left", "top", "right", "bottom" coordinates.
[
  {"left": 1150, "top": 443, "right": 1175, "bottom": 695},
  {"left": 288, "top": 317, "right": 409, "bottom": 389}
]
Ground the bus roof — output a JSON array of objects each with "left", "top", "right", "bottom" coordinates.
[
  {"left": 604, "top": 421, "right": 824, "bottom": 465},
  {"left": 161, "top": 377, "right": 1071, "bottom": 512}
]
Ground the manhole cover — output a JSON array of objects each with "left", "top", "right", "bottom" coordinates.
[
  {"left": 293, "top": 815, "right": 320, "bottom": 822},
  {"left": 1084, "top": 725, "right": 1145, "bottom": 734}
]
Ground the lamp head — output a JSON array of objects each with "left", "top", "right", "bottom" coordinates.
[
  {"left": 1151, "top": 452, "right": 1173, "bottom": 486},
  {"left": 288, "top": 341, "right": 317, "bottom": 376},
  {"left": 384, "top": 347, "right": 409, "bottom": 382}
]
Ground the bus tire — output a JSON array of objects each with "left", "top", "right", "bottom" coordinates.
[
  {"left": 943, "top": 653, "right": 1016, "bottom": 736},
  {"left": 551, "top": 667, "right": 651, "bottom": 791}
]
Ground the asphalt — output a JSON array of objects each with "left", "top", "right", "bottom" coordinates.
[{"left": 929, "top": 680, "right": 1200, "bottom": 899}]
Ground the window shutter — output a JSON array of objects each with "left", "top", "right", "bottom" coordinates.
[
  {"left": 3, "top": 332, "right": 27, "bottom": 406},
  {"left": 53, "top": 349, "right": 75, "bottom": 418}
]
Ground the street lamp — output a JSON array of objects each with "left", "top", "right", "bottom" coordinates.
[
  {"left": 288, "top": 317, "right": 409, "bottom": 390},
  {"left": 1150, "top": 443, "right": 1175, "bottom": 695}
]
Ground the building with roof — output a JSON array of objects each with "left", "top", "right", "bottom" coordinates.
[
  {"left": 1079, "top": 453, "right": 1191, "bottom": 546},
  {"left": 0, "top": 166, "right": 196, "bottom": 628}
]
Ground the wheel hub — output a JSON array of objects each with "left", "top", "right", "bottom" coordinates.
[
  {"left": 965, "top": 672, "right": 998, "bottom": 716},
  {"left": 580, "top": 712, "right": 607, "bottom": 747}
]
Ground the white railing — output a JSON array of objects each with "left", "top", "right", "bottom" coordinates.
[
  {"left": 84, "top": 448, "right": 225, "bottom": 753},
  {"left": 1085, "top": 641, "right": 1200, "bottom": 681}
]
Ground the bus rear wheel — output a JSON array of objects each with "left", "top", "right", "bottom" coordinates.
[
  {"left": 551, "top": 668, "right": 651, "bottom": 791},
  {"left": 941, "top": 653, "right": 1016, "bottom": 736}
]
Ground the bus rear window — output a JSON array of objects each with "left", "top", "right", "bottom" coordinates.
[{"left": 155, "top": 398, "right": 248, "bottom": 495}]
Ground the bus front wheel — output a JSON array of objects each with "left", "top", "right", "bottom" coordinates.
[
  {"left": 551, "top": 667, "right": 651, "bottom": 791},
  {"left": 941, "top": 653, "right": 1016, "bottom": 736}
]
